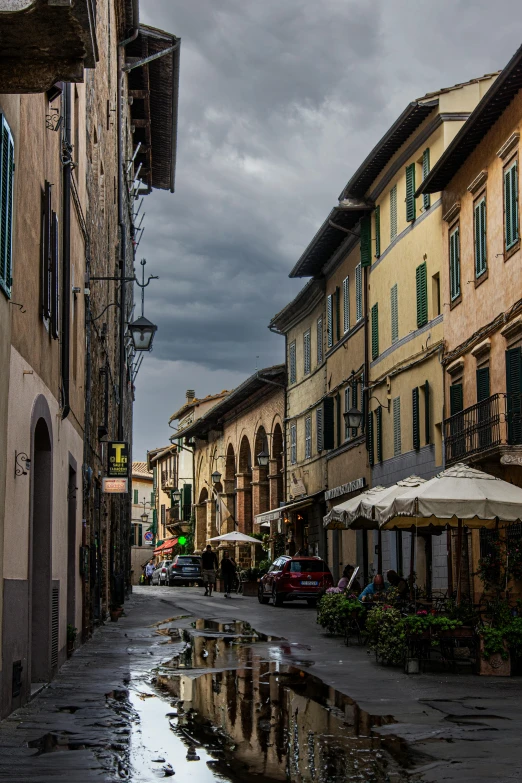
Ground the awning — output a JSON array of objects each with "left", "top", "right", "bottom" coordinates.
[
  {"left": 254, "top": 508, "right": 283, "bottom": 526},
  {"left": 254, "top": 493, "right": 322, "bottom": 526},
  {"left": 154, "top": 537, "right": 178, "bottom": 555}
]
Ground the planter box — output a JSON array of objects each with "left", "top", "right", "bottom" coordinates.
[
  {"left": 478, "top": 639, "right": 511, "bottom": 676},
  {"left": 439, "top": 627, "right": 474, "bottom": 639},
  {"left": 242, "top": 581, "right": 258, "bottom": 597}
]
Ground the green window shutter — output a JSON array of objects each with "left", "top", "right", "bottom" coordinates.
[
  {"left": 138, "top": 525, "right": 143, "bottom": 547},
  {"left": 355, "top": 263, "right": 362, "bottom": 321},
  {"left": 376, "top": 406, "right": 383, "bottom": 462},
  {"left": 505, "top": 161, "right": 519, "bottom": 250},
  {"left": 390, "top": 184, "right": 397, "bottom": 241},
  {"left": 393, "top": 397, "right": 401, "bottom": 456},
  {"left": 449, "top": 226, "right": 460, "bottom": 301},
  {"left": 343, "top": 276, "right": 350, "bottom": 333},
  {"left": 133, "top": 489, "right": 138, "bottom": 504},
  {"left": 476, "top": 367, "right": 490, "bottom": 402},
  {"left": 289, "top": 341, "right": 296, "bottom": 384},
  {"left": 344, "top": 386, "right": 350, "bottom": 440},
  {"left": 351, "top": 378, "right": 358, "bottom": 437},
  {"left": 416, "top": 262, "right": 428, "bottom": 328},
  {"left": 506, "top": 347, "right": 522, "bottom": 444},
  {"left": 150, "top": 491, "right": 155, "bottom": 505},
  {"left": 450, "top": 383, "right": 463, "bottom": 417},
  {"left": 360, "top": 215, "right": 372, "bottom": 267},
  {"left": 474, "top": 197, "right": 487, "bottom": 277},
  {"left": 371, "top": 303, "right": 379, "bottom": 360},
  {"left": 182, "top": 483, "right": 192, "bottom": 521},
  {"left": 0, "top": 116, "right": 14, "bottom": 298},
  {"left": 323, "top": 397, "right": 335, "bottom": 450},
  {"left": 152, "top": 509, "right": 158, "bottom": 535},
  {"left": 327, "top": 294, "right": 333, "bottom": 347},
  {"left": 424, "top": 380, "right": 430, "bottom": 444},
  {"left": 405, "top": 163, "right": 416, "bottom": 223},
  {"left": 374, "top": 205, "right": 381, "bottom": 258},
  {"left": 390, "top": 283, "right": 398, "bottom": 343},
  {"left": 412, "top": 387, "right": 420, "bottom": 450},
  {"left": 367, "top": 411, "right": 374, "bottom": 466},
  {"left": 422, "top": 148, "right": 431, "bottom": 210},
  {"left": 152, "top": 467, "right": 157, "bottom": 491}
]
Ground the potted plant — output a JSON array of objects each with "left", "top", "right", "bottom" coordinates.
[
  {"left": 479, "top": 625, "right": 511, "bottom": 676},
  {"left": 110, "top": 605, "right": 123, "bottom": 622},
  {"left": 67, "top": 624, "right": 77, "bottom": 657},
  {"left": 366, "top": 605, "right": 405, "bottom": 665},
  {"left": 317, "top": 592, "right": 365, "bottom": 636},
  {"left": 240, "top": 567, "right": 260, "bottom": 596}
]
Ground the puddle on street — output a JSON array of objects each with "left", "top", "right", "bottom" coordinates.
[{"left": 129, "top": 618, "right": 413, "bottom": 782}]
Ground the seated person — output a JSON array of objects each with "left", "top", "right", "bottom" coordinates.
[
  {"left": 358, "top": 573, "right": 388, "bottom": 602},
  {"left": 386, "top": 569, "right": 409, "bottom": 597},
  {"left": 337, "top": 565, "right": 361, "bottom": 594}
]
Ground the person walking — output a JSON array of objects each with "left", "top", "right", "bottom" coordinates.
[
  {"left": 221, "top": 551, "right": 236, "bottom": 598},
  {"left": 145, "top": 559, "right": 155, "bottom": 586},
  {"left": 201, "top": 544, "right": 218, "bottom": 596}
]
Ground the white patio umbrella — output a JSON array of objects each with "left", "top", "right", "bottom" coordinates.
[
  {"left": 354, "top": 476, "right": 427, "bottom": 527},
  {"left": 209, "top": 531, "right": 263, "bottom": 544},
  {"left": 323, "top": 485, "right": 386, "bottom": 530}
]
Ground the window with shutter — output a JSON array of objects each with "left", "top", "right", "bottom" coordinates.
[
  {"left": 343, "top": 276, "right": 350, "bottom": 333},
  {"left": 474, "top": 196, "right": 487, "bottom": 278},
  {"left": 412, "top": 387, "right": 420, "bottom": 450},
  {"left": 42, "top": 181, "right": 52, "bottom": 319},
  {"left": 374, "top": 205, "right": 381, "bottom": 258},
  {"left": 416, "top": 262, "right": 428, "bottom": 328},
  {"left": 504, "top": 160, "right": 519, "bottom": 251},
  {"left": 305, "top": 415, "right": 312, "bottom": 459},
  {"left": 323, "top": 397, "right": 335, "bottom": 450},
  {"left": 424, "top": 380, "right": 430, "bottom": 444},
  {"left": 335, "top": 393, "right": 341, "bottom": 447},
  {"left": 137, "top": 524, "right": 143, "bottom": 546},
  {"left": 390, "top": 283, "right": 398, "bottom": 343},
  {"left": 51, "top": 211, "right": 59, "bottom": 340},
  {"left": 0, "top": 115, "right": 15, "bottom": 298},
  {"left": 316, "top": 407, "right": 323, "bottom": 452},
  {"left": 133, "top": 489, "right": 139, "bottom": 504},
  {"left": 476, "top": 366, "right": 490, "bottom": 402},
  {"left": 393, "top": 397, "right": 401, "bottom": 456},
  {"left": 360, "top": 215, "right": 372, "bottom": 267},
  {"left": 351, "top": 378, "right": 358, "bottom": 437},
  {"left": 355, "top": 264, "right": 362, "bottom": 322},
  {"left": 450, "top": 383, "right": 463, "bottom": 416},
  {"left": 290, "top": 423, "right": 297, "bottom": 464},
  {"left": 151, "top": 491, "right": 155, "bottom": 505},
  {"left": 303, "top": 330, "right": 311, "bottom": 375},
  {"left": 327, "top": 294, "right": 333, "bottom": 347},
  {"left": 289, "top": 341, "right": 296, "bottom": 384},
  {"left": 344, "top": 386, "right": 350, "bottom": 440},
  {"left": 422, "top": 148, "right": 431, "bottom": 210},
  {"left": 449, "top": 225, "right": 461, "bottom": 302},
  {"left": 390, "top": 184, "right": 397, "bottom": 241},
  {"left": 506, "top": 347, "right": 522, "bottom": 444},
  {"left": 371, "top": 303, "right": 379, "bottom": 360},
  {"left": 317, "top": 316, "right": 323, "bottom": 364},
  {"left": 405, "top": 163, "right": 416, "bottom": 223},
  {"left": 335, "top": 286, "right": 341, "bottom": 341},
  {"left": 376, "top": 406, "right": 382, "bottom": 462},
  {"left": 367, "top": 411, "right": 374, "bottom": 466}
]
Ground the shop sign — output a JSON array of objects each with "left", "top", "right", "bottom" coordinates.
[
  {"left": 107, "top": 441, "right": 129, "bottom": 478},
  {"left": 325, "top": 476, "right": 365, "bottom": 501},
  {"left": 102, "top": 477, "right": 128, "bottom": 494},
  {"left": 289, "top": 471, "right": 307, "bottom": 498}
]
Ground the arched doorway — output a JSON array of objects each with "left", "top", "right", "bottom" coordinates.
[
  {"left": 31, "top": 417, "right": 53, "bottom": 683},
  {"left": 237, "top": 436, "right": 252, "bottom": 534},
  {"left": 224, "top": 443, "right": 236, "bottom": 528},
  {"left": 253, "top": 425, "right": 269, "bottom": 517},
  {"left": 272, "top": 422, "right": 284, "bottom": 508}
]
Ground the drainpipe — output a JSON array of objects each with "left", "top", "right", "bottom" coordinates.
[{"left": 61, "top": 83, "right": 72, "bottom": 421}]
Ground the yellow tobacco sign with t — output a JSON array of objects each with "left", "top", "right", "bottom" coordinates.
[{"left": 107, "top": 442, "right": 129, "bottom": 478}]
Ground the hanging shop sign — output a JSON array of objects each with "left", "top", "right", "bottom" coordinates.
[
  {"left": 289, "top": 471, "right": 307, "bottom": 498},
  {"left": 107, "top": 441, "right": 129, "bottom": 478},
  {"left": 325, "top": 477, "right": 365, "bottom": 502},
  {"left": 102, "top": 477, "right": 128, "bottom": 494}
]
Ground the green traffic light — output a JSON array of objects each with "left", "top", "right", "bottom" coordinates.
[{"left": 178, "top": 536, "right": 187, "bottom": 546}]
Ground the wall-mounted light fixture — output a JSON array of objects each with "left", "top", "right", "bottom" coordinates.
[{"left": 15, "top": 451, "right": 31, "bottom": 477}]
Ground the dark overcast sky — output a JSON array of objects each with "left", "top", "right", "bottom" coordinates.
[{"left": 133, "top": 0, "right": 521, "bottom": 460}]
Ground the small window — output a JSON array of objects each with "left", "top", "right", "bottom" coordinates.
[
  {"left": 390, "top": 184, "right": 397, "bottom": 241},
  {"left": 327, "top": 294, "right": 333, "bottom": 347},
  {"left": 305, "top": 415, "right": 312, "bottom": 459},
  {"left": 290, "top": 423, "right": 297, "bottom": 464},
  {"left": 289, "top": 341, "right": 296, "bottom": 384},
  {"left": 316, "top": 407, "right": 323, "bottom": 452},
  {"left": 449, "top": 225, "right": 461, "bottom": 302},
  {"left": 343, "top": 276, "right": 350, "bottom": 333},
  {"left": 371, "top": 303, "right": 379, "bottom": 360},
  {"left": 355, "top": 263, "right": 362, "bottom": 322},
  {"left": 317, "top": 316, "right": 323, "bottom": 364},
  {"left": 390, "top": 283, "right": 398, "bottom": 344},
  {"left": 393, "top": 396, "right": 401, "bottom": 456},
  {"left": 504, "top": 158, "right": 519, "bottom": 251},
  {"left": 422, "top": 148, "right": 431, "bottom": 210},
  {"left": 303, "top": 330, "right": 311, "bottom": 375},
  {"left": 474, "top": 196, "right": 487, "bottom": 278},
  {"left": 416, "top": 262, "right": 428, "bottom": 328}
]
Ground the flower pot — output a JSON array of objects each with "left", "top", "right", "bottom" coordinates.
[
  {"left": 242, "top": 580, "right": 258, "bottom": 597},
  {"left": 478, "top": 639, "right": 511, "bottom": 676},
  {"left": 110, "top": 611, "right": 119, "bottom": 622}
]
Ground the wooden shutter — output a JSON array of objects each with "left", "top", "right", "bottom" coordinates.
[
  {"left": 416, "top": 262, "right": 428, "bottom": 328},
  {"left": 367, "top": 411, "right": 374, "bottom": 466},
  {"left": 371, "top": 303, "right": 379, "bottom": 360},
  {"left": 449, "top": 226, "right": 460, "bottom": 301},
  {"left": 305, "top": 415, "right": 312, "bottom": 458},
  {"left": 0, "top": 116, "right": 14, "bottom": 297},
  {"left": 152, "top": 509, "right": 157, "bottom": 535},
  {"left": 327, "top": 294, "right": 333, "bottom": 347},
  {"left": 476, "top": 366, "right": 490, "bottom": 402},
  {"left": 360, "top": 215, "right": 372, "bottom": 267},
  {"left": 303, "top": 330, "right": 311, "bottom": 375},
  {"left": 317, "top": 317, "right": 323, "bottom": 364},
  {"left": 412, "top": 387, "right": 420, "bottom": 450},
  {"left": 505, "top": 161, "right": 519, "bottom": 250},
  {"left": 289, "top": 341, "right": 296, "bottom": 383},
  {"left": 390, "top": 185, "right": 397, "bottom": 241},
  {"left": 316, "top": 406, "right": 323, "bottom": 452},
  {"left": 335, "top": 286, "right": 341, "bottom": 341},
  {"left": 138, "top": 524, "right": 143, "bottom": 546},
  {"left": 343, "top": 276, "right": 350, "bottom": 333},
  {"left": 390, "top": 283, "right": 398, "bottom": 343},
  {"left": 355, "top": 263, "right": 362, "bottom": 321},
  {"left": 323, "top": 397, "right": 335, "bottom": 450},
  {"left": 51, "top": 211, "right": 59, "bottom": 340},
  {"left": 344, "top": 386, "right": 350, "bottom": 440},
  {"left": 374, "top": 205, "right": 381, "bottom": 258},
  {"left": 474, "top": 197, "right": 487, "bottom": 277},
  {"left": 450, "top": 383, "right": 463, "bottom": 416},
  {"left": 506, "top": 347, "right": 522, "bottom": 444},
  {"left": 393, "top": 397, "right": 401, "bottom": 456},
  {"left": 422, "top": 148, "right": 431, "bottom": 210},
  {"left": 182, "top": 483, "right": 192, "bottom": 521},
  {"left": 424, "top": 380, "right": 430, "bottom": 444},
  {"left": 376, "top": 406, "right": 382, "bottom": 462},
  {"left": 351, "top": 378, "right": 358, "bottom": 437},
  {"left": 405, "top": 163, "right": 416, "bottom": 222},
  {"left": 133, "top": 489, "right": 139, "bottom": 504},
  {"left": 42, "top": 181, "right": 52, "bottom": 319},
  {"left": 335, "top": 393, "right": 341, "bottom": 448},
  {"left": 290, "top": 423, "right": 297, "bottom": 464}
]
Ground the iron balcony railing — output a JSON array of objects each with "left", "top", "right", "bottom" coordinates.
[{"left": 444, "top": 393, "right": 522, "bottom": 465}]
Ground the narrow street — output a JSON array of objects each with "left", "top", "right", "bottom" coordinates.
[{"left": 0, "top": 587, "right": 520, "bottom": 782}]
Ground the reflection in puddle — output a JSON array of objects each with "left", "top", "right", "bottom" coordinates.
[{"left": 130, "top": 618, "right": 412, "bottom": 782}]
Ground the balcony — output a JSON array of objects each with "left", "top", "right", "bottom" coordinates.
[
  {"left": 444, "top": 393, "right": 522, "bottom": 465},
  {"left": 0, "top": 0, "right": 98, "bottom": 92},
  {"left": 161, "top": 471, "right": 176, "bottom": 490}
]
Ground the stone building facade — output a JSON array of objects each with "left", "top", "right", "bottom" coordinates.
[{"left": 130, "top": 461, "right": 154, "bottom": 584}]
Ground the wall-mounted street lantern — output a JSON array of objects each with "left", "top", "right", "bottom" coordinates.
[
  {"left": 171, "top": 487, "right": 182, "bottom": 504},
  {"left": 211, "top": 470, "right": 222, "bottom": 485},
  {"left": 257, "top": 449, "right": 270, "bottom": 468},
  {"left": 141, "top": 511, "right": 149, "bottom": 525},
  {"left": 128, "top": 314, "right": 157, "bottom": 352},
  {"left": 343, "top": 407, "right": 363, "bottom": 430}
]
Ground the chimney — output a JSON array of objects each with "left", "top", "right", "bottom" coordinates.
[{"left": 186, "top": 390, "right": 195, "bottom": 403}]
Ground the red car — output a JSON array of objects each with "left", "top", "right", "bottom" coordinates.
[{"left": 258, "top": 556, "right": 333, "bottom": 607}]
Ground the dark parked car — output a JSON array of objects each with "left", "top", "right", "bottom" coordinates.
[
  {"left": 258, "top": 556, "right": 333, "bottom": 606},
  {"left": 168, "top": 554, "right": 202, "bottom": 586},
  {"left": 151, "top": 560, "right": 172, "bottom": 586}
]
